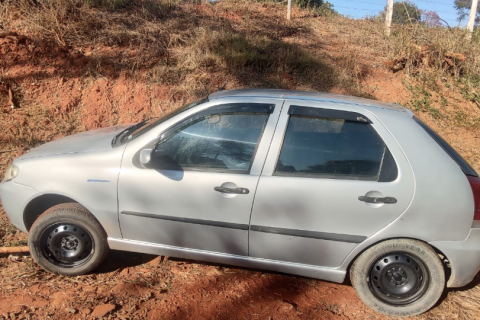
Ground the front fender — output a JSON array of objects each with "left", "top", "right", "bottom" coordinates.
[{"left": 0, "top": 180, "right": 40, "bottom": 232}]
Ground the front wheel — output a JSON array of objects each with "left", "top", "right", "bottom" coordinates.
[
  {"left": 28, "top": 203, "right": 109, "bottom": 276},
  {"left": 350, "top": 239, "right": 445, "bottom": 317}
]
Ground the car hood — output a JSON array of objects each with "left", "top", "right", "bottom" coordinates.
[{"left": 17, "top": 124, "right": 132, "bottom": 160}]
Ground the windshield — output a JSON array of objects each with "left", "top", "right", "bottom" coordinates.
[{"left": 112, "top": 98, "right": 208, "bottom": 147}]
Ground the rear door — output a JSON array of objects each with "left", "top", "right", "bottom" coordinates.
[{"left": 249, "top": 100, "right": 415, "bottom": 267}]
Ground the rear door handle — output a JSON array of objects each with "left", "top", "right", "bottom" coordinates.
[
  {"left": 358, "top": 196, "right": 397, "bottom": 204},
  {"left": 214, "top": 186, "right": 250, "bottom": 194}
]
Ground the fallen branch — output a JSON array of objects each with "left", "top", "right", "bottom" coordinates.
[
  {"left": 385, "top": 45, "right": 466, "bottom": 72},
  {"left": 0, "top": 246, "right": 29, "bottom": 254},
  {"left": 0, "top": 149, "right": 15, "bottom": 154},
  {"left": 438, "top": 18, "right": 453, "bottom": 31},
  {"left": 7, "top": 84, "right": 18, "bottom": 109},
  {"left": 445, "top": 52, "right": 466, "bottom": 62}
]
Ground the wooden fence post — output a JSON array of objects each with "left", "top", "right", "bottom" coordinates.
[
  {"left": 466, "top": 0, "right": 478, "bottom": 38},
  {"left": 287, "top": 0, "right": 292, "bottom": 20},
  {"left": 385, "top": 0, "right": 394, "bottom": 35}
]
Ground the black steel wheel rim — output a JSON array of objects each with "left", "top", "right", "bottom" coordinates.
[
  {"left": 39, "top": 223, "right": 94, "bottom": 268},
  {"left": 368, "top": 252, "right": 429, "bottom": 305}
]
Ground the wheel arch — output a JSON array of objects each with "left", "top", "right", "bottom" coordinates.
[
  {"left": 23, "top": 194, "right": 80, "bottom": 231},
  {"left": 345, "top": 237, "right": 451, "bottom": 284}
]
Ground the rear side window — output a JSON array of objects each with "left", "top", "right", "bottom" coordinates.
[
  {"left": 274, "top": 107, "right": 397, "bottom": 181},
  {"left": 414, "top": 117, "right": 477, "bottom": 177}
]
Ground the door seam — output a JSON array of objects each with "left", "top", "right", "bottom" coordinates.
[
  {"left": 116, "top": 145, "right": 128, "bottom": 238},
  {"left": 247, "top": 100, "right": 286, "bottom": 256}
]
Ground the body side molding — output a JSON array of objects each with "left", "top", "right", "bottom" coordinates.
[
  {"left": 121, "top": 211, "right": 249, "bottom": 230},
  {"left": 108, "top": 238, "right": 346, "bottom": 283},
  {"left": 121, "top": 211, "right": 367, "bottom": 244},
  {"left": 250, "top": 225, "right": 367, "bottom": 244}
]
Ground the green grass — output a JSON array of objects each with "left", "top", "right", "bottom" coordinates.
[
  {"left": 456, "top": 76, "right": 480, "bottom": 107},
  {"left": 406, "top": 83, "right": 442, "bottom": 119}
]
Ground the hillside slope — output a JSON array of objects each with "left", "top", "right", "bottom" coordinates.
[{"left": 1, "top": 0, "right": 480, "bottom": 319}]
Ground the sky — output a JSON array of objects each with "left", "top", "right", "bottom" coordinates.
[{"left": 330, "top": 0, "right": 463, "bottom": 27}]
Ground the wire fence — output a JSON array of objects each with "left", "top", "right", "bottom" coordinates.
[{"left": 330, "top": 0, "right": 464, "bottom": 26}]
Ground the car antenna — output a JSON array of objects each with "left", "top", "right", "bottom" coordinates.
[{"left": 217, "top": 81, "right": 229, "bottom": 92}]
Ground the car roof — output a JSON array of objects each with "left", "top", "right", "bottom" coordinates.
[{"left": 208, "top": 89, "right": 412, "bottom": 116}]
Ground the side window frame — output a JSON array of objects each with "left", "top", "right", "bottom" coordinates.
[
  {"left": 133, "top": 103, "right": 275, "bottom": 174},
  {"left": 272, "top": 105, "right": 398, "bottom": 182}
]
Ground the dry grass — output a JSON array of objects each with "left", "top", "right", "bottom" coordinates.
[
  {"left": 311, "top": 15, "right": 480, "bottom": 80},
  {"left": 386, "top": 21, "right": 480, "bottom": 115},
  {"left": 1, "top": 0, "right": 370, "bottom": 94},
  {"left": 420, "top": 275, "right": 480, "bottom": 320},
  {"left": 1, "top": 0, "right": 179, "bottom": 58},
  {"left": 389, "top": 25, "right": 480, "bottom": 78}
]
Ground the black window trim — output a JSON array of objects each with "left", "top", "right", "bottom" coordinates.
[
  {"left": 273, "top": 171, "right": 380, "bottom": 181},
  {"left": 133, "top": 103, "right": 275, "bottom": 174},
  {"left": 378, "top": 146, "right": 399, "bottom": 182},
  {"left": 272, "top": 107, "right": 398, "bottom": 182},
  {"left": 288, "top": 105, "right": 372, "bottom": 123}
]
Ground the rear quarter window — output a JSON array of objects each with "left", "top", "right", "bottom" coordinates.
[{"left": 413, "top": 117, "right": 477, "bottom": 177}]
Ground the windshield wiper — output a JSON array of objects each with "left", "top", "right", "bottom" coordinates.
[{"left": 112, "top": 120, "right": 150, "bottom": 147}]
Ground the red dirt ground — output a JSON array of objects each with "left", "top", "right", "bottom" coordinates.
[{"left": 0, "top": 251, "right": 389, "bottom": 320}]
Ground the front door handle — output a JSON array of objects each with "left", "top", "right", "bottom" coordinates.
[
  {"left": 358, "top": 196, "right": 397, "bottom": 204},
  {"left": 214, "top": 186, "right": 250, "bottom": 194}
]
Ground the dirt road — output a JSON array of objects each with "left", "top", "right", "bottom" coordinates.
[{"left": 0, "top": 249, "right": 392, "bottom": 320}]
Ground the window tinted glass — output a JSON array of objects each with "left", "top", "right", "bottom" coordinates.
[
  {"left": 275, "top": 115, "right": 386, "bottom": 179},
  {"left": 153, "top": 113, "right": 268, "bottom": 172}
]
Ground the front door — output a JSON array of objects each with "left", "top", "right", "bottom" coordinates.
[
  {"left": 118, "top": 100, "right": 282, "bottom": 256},
  {"left": 249, "top": 101, "right": 415, "bottom": 267}
]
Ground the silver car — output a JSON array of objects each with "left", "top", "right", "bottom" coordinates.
[{"left": 1, "top": 89, "right": 480, "bottom": 317}]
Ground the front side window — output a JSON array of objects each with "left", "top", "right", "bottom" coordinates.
[
  {"left": 275, "top": 115, "right": 387, "bottom": 180},
  {"left": 152, "top": 113, "right": 269, "bottom": 172}
]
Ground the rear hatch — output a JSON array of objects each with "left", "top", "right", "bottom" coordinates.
[{"left": 414, "top": 117, "right": 480, "bottom": 226}]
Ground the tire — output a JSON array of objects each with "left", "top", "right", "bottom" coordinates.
[
  {"left": 350, "top": 239, "right": 445, "bottom": 317},
  {"left": 28, "top": 203, "right": 109, "bottom": 276}
]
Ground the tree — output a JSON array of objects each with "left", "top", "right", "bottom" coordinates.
[
  {"left": 392, "top": 1, "right": 422, "bottom": 24},
  {"left": 423, "top": 11, "right": 443, "bottom": 27},
  {"left": 294, "top": 0, "right": 336, "bottom": 14},
  {"left": 294, "top": 0, "right": 328, "bottom": 9},
  {"left": 284, "top": 0, "right": 337, "bottom": 20},
  {"left": 283, "top": 0, "right": 336, "bottom": 18},
  {"left": 454, "top": 0, "right": 480, "bottom": 25},
  {"left": 381, "top": 1, "right": 422, "bottom": 25}
]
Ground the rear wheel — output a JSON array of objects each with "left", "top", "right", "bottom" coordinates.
[
  {"left": 28, "top": 203, "right": 109, "bottom": 276},
  {"left": 350, "top": 239, "right": 445, "bottom": 317}
]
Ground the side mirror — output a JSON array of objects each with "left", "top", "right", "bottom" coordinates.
[{"left": 139, "top": 148, "right": 153, "bottom": 167}]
